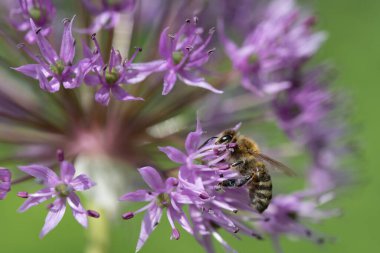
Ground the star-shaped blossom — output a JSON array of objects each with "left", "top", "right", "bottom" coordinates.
[
  {"left": 79, "top": 0, "right": 136, "bottom": 34},
  {"left": 17, "top": 159, "right": 97, "bottom": 238},
  {"left": 13, "top": 17, "right": 93, "bottom": 92},
  {"left": 9, "top": 0, "right": 56, "bottom": 44},
  {"left": 0, "top": 168, "right": 11, "bottom": 200},
  {"left": 139, "top": 18, "right": 223, "bottom": 95},
  {"left": 84, "top": 35, "right": 145, "bottom": 105},
  {"left": 120, "top": 166, "right": 193, "bottom": 252}
]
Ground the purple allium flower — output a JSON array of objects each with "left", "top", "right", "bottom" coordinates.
[
  {"left": 9, "top": 0, "right": 56, "bottom": 44},
  {"left": 219, "top": 0, "right": 326, "bottom": 95},
  {"left": 120, "top": 166, "right": 193, "bottom": 252},
  {"left": 84, "top": 36, "right": 144, "bottom": 105},
  {"left": 258, "top": 192, "right": 338, "bottom": 252},
  {"left": 13, "top": 17, "right": 93, "bottom": 92},
  {"left": 80, "top": 0, "right": 136, "bottom": 34},
  {"left": 145, "top": 18, "right": 223, "bottom": 95},
  {"left": 273, "top": 74, "right": 332, "bottom": 137},
  {"left": 17, "top": 156, "right": 97, "bottom": 238},
  {"left": 0, "top": 168, "right": 11, "bottom": 200}
]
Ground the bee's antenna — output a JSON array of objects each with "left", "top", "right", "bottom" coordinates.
[{"left": 198, "top": 136, "right": 217, "bottom": 149}]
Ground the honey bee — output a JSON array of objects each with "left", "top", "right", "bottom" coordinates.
[{"left": 201, "top": 129, "right": 296, "bottom": 213}]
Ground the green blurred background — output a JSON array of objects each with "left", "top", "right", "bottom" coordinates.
[{"left": 1, "top": 0, "right": 379, "bottom": 252}]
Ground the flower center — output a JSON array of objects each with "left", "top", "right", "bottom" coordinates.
[
  {"left": 287, "top": 211, "right": 298, "bottom": 221},
  {"left": 50, "top": 60, "right": 65, "bottom": 76},
  {"left": 172, "top": 51, "right": 184, "bottom": 65},
  {"left": 105, "top": 69, "right": 120, "bottom": 85},
  {"left": 28, "top": 8, "right": 43, "bottom": 22},
  {"left": 55, "top": 183, "right": 73, "bottom": 198},
  {"left": 156, "top": 193, "right": 171, "bottom": 208},
  {"left": 248, "top": 54, "right": 259, "bottom": 65}
]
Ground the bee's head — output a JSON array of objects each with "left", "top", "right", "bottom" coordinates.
[{"left": 215, "top": 129, "right": 238, "bottom": 145}]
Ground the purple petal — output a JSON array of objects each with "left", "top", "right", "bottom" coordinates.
[
  {"left": 60, "top": 17, "right": 76, "bottom": 64},
  {"left": 111, "top": 86, "right": 144, "bottom": 101},
  {"left": 12, "top": 64, "right": 39, "bottom": 79},
  {"left": 70, "top": 174, "right": 96, "bottom": 191},
  {"left": 39, "top": 198, "right": 66, "bottom": 238},
  {"left": 136, "top": 204, "right": 163, "bottom": 252},
  {"left": 95, "top": 86, "right": 111, "bottom": 106},
  {"left": 18, "top": 188, "right": 55, "bottom": 212},
  {"left": 18, "top": 165, "right": 59, "bottom": 186},
  {"left": 158, "top": 146, "right": 186, "bottom": 164},
  {"left": 119, "top": 190, "right": 155, "bottom": 202},
  {"left": 60, "top": 161, "right": 76, "bottom": 183},
  {"left": 159, "top": 27, "right": 171, "bottom": 58},
  {"left": 168, "top": 206, "right": 193, "bottom": 234},
  {"left": 138, "top": 166, "right": 165, "bottom": 192},
  {"left": 84, "top": 74, "right": 101, "bottom": 86},
  {"left": 185, "top": 128, "right": 203, "bottom": 154},
  {"left": 37, "top": 68, "right": 60, "bottom": 93},
  {"left": 179, "top": 71, "right": 223, "bottom": 94},
  {"left": 162, "top": 70, "right": 177, "bottom": 95},
  {"left": 67, "top": 193, "right": 88, "bottom": 228},
  {"left": 30, "top": 19, "right": 58, "bottom": 64}
]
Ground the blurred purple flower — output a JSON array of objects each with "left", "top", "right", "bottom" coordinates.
[
  {"left": 0, "top": 168, "right": 11, "bottom": 200},
  {"left": 142, "top": 18, "right": 223, "bottom": 95},
  {"left": 120, "top": 166, "right": 193, "bottom": 252},
  {"left": 258, "top": 192, "right": 338, "bottom": 252},
  {"left": 13, "top": 17, "right": 93, "bottom": 92},
  {"left": 18, "top": 160, "right": 96, "bottom": 238},
  {"left": 84, "top": 36, "right": 145, "bottom": 105},
  {"left": 9, "top": 0, "right": 56, "bottom": 43},
  {"left": 219, "top": 0, "right": 326, "bottom": 95},
  {"left": 79, "top": 0, "right": 136, "bottom": 33}
]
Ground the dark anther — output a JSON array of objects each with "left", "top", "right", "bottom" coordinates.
[
  {"left": 233, "top": 227, "right": 240, "bottom": 233},
  {"left": 62, "top": 18, "right": 70, "bottom": 24},
  {"left": 91, "top": 33, "right": 97, "bottom": 40},
  {"left": 219, "top": 174, "right": 224, "bottom": 178},
  {"left": 305, "top": 229, "right": 312, "bottom": 237},
  {"left": 207, "top": 48, "right": 216, "bottom": 55},
  {"left": 193, "top": 16, "right": 198, "bottom": 24},
  {"left": 185, "top": 19, "right": 191, "bottom": 23},
  {"left": 135, "top": 47, "right": 142, "bottom": 52},
  {"left": 35, "top": 28, "right": 42, "bottom": 34},
  {"left": 232, "top": 209, "right": 238, "bottom": 214}
]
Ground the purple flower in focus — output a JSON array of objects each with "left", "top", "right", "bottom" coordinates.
[
  {"left": 18, "top": 159, "right": 97, "bottom": 238},
  {"left": 84, "top": 36, "right": 145, "bottom": 105},
  {"left": 219, "top": 0, "right": 326, "bottom": 95},
  {"left": 80, "top": 0, "right": 136, "bottom": 33},
  {"left": 0, "top": 168, "right": 11, "bottom": 200},
  {"left": 13, "top": 17, "right": 93, "bottom": 92},
  {"left": 9, "top": 0, "right": 56, "bottom": 43},
  {"left": 142, "top": 18, "right": 223, "bottom": 95},
  {"left": 120, "top": 166, "right": 193, "bottom": 252}
]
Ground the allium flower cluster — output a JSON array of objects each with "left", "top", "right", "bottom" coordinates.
[
  {"left": 220, "top": 0, "right": 326, "bottom": 95},
  {"left": 0, "top": 0, "right": 352, "bottom": 252}
]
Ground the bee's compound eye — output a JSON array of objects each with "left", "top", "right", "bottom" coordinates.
[{"left": 221, "top": 135, "right": 232, "bottom": 143}]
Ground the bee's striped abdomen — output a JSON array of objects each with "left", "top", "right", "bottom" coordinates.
[{"left": 249, "top": 171, "right": 272, "bottom": 213}]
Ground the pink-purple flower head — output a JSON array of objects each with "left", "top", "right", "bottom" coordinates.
[
  {"left": 219, "top": 0, "right": 326, "bottom": 95},
  {"left": 79, "top": 0, "right": 137, "bottom": 34},
  {"left": 13, "top": 17, "right": 93, "bottom": 93},
  {"left": 9, "top": 0, "right": 56, "bottom": 44},
  {"left": 120, "top": 166, "right": 193, "bottom": 252},
  {"left": 84, "top": 35, "right": 145, "bottom": 105},
  {"left": 0, "top": 168, "right": 11, "bottom": 200},
  {"left": 145, "top": 17, "right": 223, "bottom": 95},
  {"left": 17, "top": 152, "right": 98, "bottom": 238},
  {"left": 257, "top": 192, "right": 338, "bottom": 251}
]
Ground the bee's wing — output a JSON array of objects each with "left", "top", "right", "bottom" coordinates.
[{"left": 253, "top": 153, "right": 297, "bottom": 176}]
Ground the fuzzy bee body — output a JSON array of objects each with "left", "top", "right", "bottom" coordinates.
[{"left": 210, "top": 129, "right": 295, "bottom": 213}]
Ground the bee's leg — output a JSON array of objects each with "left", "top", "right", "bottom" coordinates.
[
  {"left": 231, "top": 160, "right": 244, "bottom": 168},
  {"left": 216, "top": 175, "right": 252, "bottom": 191}
]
